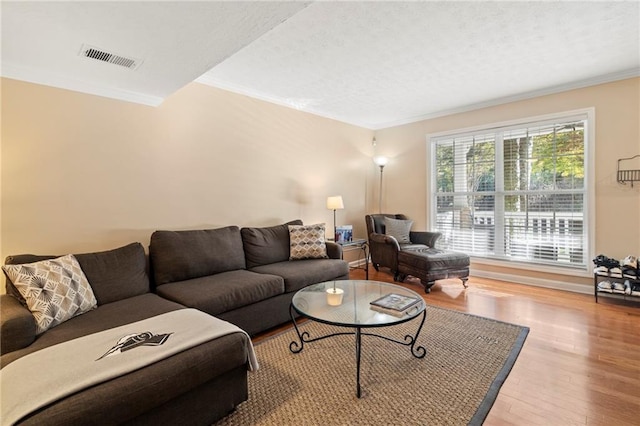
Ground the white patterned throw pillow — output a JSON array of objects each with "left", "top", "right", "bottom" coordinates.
[
  {"left": 2, "top": 254, "right": 97, "bottom": 334},
  {"left": 384, "top": 217, "right": 413, "bottom": 244},
  {"left": 288, "top": 224, "right": 329, "bottom": 260}
]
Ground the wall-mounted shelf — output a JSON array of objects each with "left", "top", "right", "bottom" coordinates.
[{"left": 617, "top": 155, "right": 640, "bottom": 187}]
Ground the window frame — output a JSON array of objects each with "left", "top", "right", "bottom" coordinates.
[{"left": 426, "top": 108, "right": 595, "bottom": 276}]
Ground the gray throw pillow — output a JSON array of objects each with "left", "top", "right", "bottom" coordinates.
[{"left": 384, "top": 217, "right": 413, "bottom": 244}]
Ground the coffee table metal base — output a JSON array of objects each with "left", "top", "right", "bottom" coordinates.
[{"left": 288, "top": 305, "right": 427, "bottom": 398}]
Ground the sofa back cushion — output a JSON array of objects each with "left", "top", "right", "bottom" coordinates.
[
  {"left": 75, "top": 243, "right": 150, "bottom": 305},
  {"left": 241, "top": 220, "right": 303, "bottom": 268},
  {"left": 3, "top": 242, "right": 150, "bottom": 306},
  {"left": 150, "top": 226, "right": 246, "bottom": 286}
]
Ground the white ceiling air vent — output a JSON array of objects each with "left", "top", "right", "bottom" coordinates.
[{"left": 79, "top": 44, "right": 142, "bottom": 70}]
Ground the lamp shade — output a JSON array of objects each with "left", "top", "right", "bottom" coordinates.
[
  {"left": 326, "top": 196, "right": 344, "bottom": 210},
  {"left": 373, "top": 156, "right": 389, "bottom": 167}
]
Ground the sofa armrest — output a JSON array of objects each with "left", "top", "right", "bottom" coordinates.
[
  {"left": 369, "top": 233, "right": 401, "bottom": 251},
  {"left": 410, "top": 231, "right": 441, "bottom": 247},
  {"left": 1, "top": 294, "right": 36, "bottom": 355},
  {"left": 326, "top": 242, "right": 343, "bottom": 259}
]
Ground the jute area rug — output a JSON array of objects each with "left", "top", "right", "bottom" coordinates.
[{"left": 215, "top": 305, "right": 529, "bottom": 426}]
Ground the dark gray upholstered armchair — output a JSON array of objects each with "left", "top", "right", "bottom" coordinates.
[{"left": 365, "top": 214, "right": 441, "bottom": 279}]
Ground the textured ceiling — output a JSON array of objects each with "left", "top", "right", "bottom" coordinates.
[
  {"left": 198, "top": 1, "right": 640, "bottom": 128},
  {"left": 2, "top": 1, "right": 639, "bottom": 129},
  {"left": 1, "top": 1, "right": 308, "bottom": 104}
]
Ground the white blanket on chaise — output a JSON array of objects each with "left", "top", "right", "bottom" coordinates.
[{"left": 0, "top": 308, "right": 258, "bottom": 426}]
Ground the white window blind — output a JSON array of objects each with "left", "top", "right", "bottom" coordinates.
[{"left": 430, "top": 113, "right": 589, "bottom": 270}]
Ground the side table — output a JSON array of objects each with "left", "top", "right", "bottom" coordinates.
[{"left": 336, "top": 238, "right": 369, "bottom": 279}]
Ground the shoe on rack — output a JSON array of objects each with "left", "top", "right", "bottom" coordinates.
[
  {"left": 594, "top": 265, "right": 609, "bottom": 275},
  {"left": 597, "top": 281, "right": 613, "bottom": 293},
  {"left": 622, "top": 266, "right": 639, "bottom": 279},
  {"left": 592, "top": 254, "right": 620, "bottom": 268},
  {"left": 621, "top": 255, "right": 638, "bottom": 269},
  {"left": 613, "top": 282, "right": 626, "bottom": 294}
]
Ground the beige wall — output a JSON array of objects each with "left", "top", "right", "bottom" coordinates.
[
  {"left": 372, "top": 77, "right": 640, "bottom": 289},
  {"left": 1, "top": 78, "right": 374, "bottom": 265},
  {"left": 2, "top": 77, "right": 639, "bottom": 293}
]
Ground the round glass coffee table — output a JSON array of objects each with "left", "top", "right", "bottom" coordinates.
[{"left": 289, "top": 280, "right": 426, "bottom": 398}]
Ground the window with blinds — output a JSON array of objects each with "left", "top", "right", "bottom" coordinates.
[{"left": 429, "top": 112, "right": 590, "bottom": 270}]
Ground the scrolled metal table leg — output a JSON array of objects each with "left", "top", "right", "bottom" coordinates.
[
  {"left": 289, "top": 304, "right": 308, "bottom": 353},
  {"left": 407, "top": 309, "right": 427, "bottom": 358}
]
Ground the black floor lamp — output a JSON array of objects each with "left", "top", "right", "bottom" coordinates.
[{"left": 373, "top": 156, "right": 388, "bottom": 213}]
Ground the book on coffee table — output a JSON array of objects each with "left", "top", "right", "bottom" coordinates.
[{"left": 370, "top": 293, "right": 421, "bottom": 317}]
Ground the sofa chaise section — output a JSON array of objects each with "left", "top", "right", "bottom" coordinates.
[{"left": 1, "top": 243, "right": 251, "bottom": 425}]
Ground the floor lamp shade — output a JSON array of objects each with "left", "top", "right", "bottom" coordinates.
[
  {"left": 326, "top": 196, "right": 344, "bottom": 240},
  {"left": 373, "top": 156, "right": 389, "bottom": 168}
]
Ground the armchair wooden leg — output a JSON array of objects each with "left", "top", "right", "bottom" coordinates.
[
  {"left": 460, "top": 277, "right": 469, "bottom": 288},
  {"left": 373, "top": 263, "right": 379, "bottom": 271}
]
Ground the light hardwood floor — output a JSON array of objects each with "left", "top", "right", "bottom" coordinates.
[{"left": 254, "top": 268, "right": 640, "bottom": 425}]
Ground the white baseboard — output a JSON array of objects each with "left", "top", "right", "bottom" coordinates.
[
  {"left": 350, "top": 260, "right": 593, "bottom": 295},
  {"left": 349, "top": 259, "right": 368, "bottom": 268},
  {"left": 470, "top": 268, "right": 592, "bottom": 295}
]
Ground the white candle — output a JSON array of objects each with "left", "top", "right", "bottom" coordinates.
[{"left": 326, "top": 288, "right": 344, "bottom": 306}]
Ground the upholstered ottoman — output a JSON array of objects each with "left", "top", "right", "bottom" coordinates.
[{"left": 396, "top": 248, "right": 470, "bottom": 293}]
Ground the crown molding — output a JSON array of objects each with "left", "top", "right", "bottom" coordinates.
[
  {"left": 1, "top": 63, "right": 163, "bottom": 107},
  {"left": 195, "top": 74, "right": 374, "bottom": 129},
  {"left": 199, "top": 68, "right": 640, "bottom": 131},
  {"left": 5, "top": 62, "right": 637, "bottom": 127}
]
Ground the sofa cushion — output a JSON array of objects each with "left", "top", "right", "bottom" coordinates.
[
  {"left": 2, "top": 255, "right": 97, "bottom": 335},
  {"left": 288, "top": 224, "right": 329, "bottom": 260},
  {"left": 250, "top": 259, "right": 349, "bottom": 293},
  {"left": 155, "top": 270, "right": 284, "bottom": 316},
  {"left": 241, "top": 220, "right": 302, "bottom": 268},
  {"left": 4, "top": 243, "right": 151, "bottom": 306},
  {"left": 150, "top": 227, "right": 246, "bottom": 286},
  {"left": 74, "top": 242, "right": 150, "bottom": 305}
]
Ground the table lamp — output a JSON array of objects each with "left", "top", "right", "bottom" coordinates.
[{"left": 326, "top": 196, "right": 344, "bottom": 241}]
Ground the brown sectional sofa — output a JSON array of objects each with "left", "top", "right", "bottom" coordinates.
[{"left": 1, "top": 220, "right": 349, "bottom": 425}]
